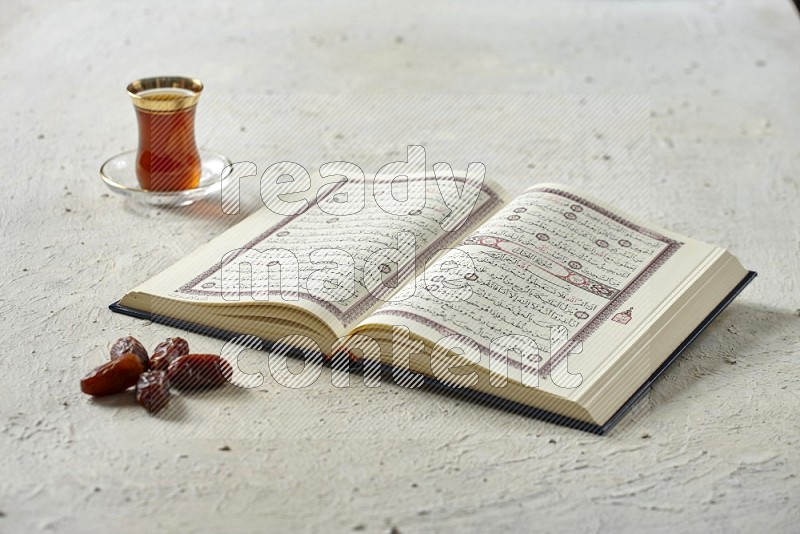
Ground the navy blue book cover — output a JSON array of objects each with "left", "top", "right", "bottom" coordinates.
[{"left": 110, "top": 271, "right": 756, "bottom": 434}]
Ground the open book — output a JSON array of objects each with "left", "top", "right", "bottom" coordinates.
[{"left": 112, "top": 171, "right": 754, "bottom": 432}]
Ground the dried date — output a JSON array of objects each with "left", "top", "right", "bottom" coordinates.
[
  {"left": 80, "top": 353, "right": 145, "bottom": 397},
  {"left": 110, "top": 336, "right": 149, "bottom": 370},
  {"left": 135, "top": 370, "right": 171, "bottom": 414},
  {"left": 150, "top": 337, "right": 190, "bottom": 371},
  {"left": 167, "top": 354, "right": 232, "bottom": 390}
]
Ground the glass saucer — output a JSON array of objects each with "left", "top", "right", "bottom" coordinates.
[{"left": 100, "top": 149, "right": 232, "bottom": 207}]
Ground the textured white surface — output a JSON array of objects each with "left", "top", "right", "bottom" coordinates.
[{"left": 1, "top": 1, "right": 799, "bottom": 532}]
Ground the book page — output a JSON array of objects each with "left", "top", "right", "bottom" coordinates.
[
  {"left": 358, "top": 183, "right": 720, "bottom": 392},
  {"left": 129, "top": 171, "right": 508, "bottom": 336}
]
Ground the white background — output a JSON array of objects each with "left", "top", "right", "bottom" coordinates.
[{"left": 1, "top": 1, "right": 798, "bottom": 532}]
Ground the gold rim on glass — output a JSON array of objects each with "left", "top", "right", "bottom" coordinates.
[{"left": 127, "top": 76, "right": 203, "bottom": 112}]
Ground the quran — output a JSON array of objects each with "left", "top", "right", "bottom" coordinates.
[{"left": 112, "top": 171, "right": 754, "bottom": 433}]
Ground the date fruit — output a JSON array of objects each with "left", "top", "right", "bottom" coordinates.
[
  {"left": 135, "top": 370, "right": 171, "bottom": 414},
  {"left": 110, "top": 336, "right": 149, "bottom": 370},
  {"left": 150, "top": 337, "right": 190, "bottom": 371},
  {"left": 80, "top": 353, "right": 145, "bottom": 397},
  {"left": 167, "top": 354, "right": 232, "bottom": 390}
]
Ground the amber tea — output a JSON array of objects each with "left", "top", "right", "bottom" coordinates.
[{"left": 127, "top": 78, "right": 203, "bottom": 191}]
